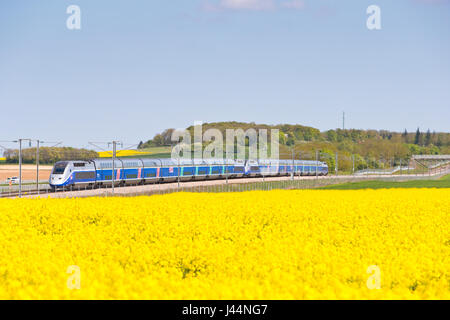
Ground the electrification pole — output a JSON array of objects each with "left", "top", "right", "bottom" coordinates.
[
  {"left": 291, "top": 149, "right": 294, "bottom": 181},
  {"left": 177, "top": 157, "right": 180, "bottom": 189},
  {"left": 226, "top": 158, "right": 228, "bottom": 184},
  {"left": 298, "top": 151, "right": 301, "bottom": 178},
  {"left": 90, "top": 140, "right": 126, "bottom": 196},
  {"left": 352, "top": 154, "right": 355, "bottom": 175},
  {"left": 112, "top": 141, "right": 116, "bottom": 195},
  {"left": 2, "top": 139, "right": 60, "bottom": 198},
  {"left": 343, "top": 111, "right": 345, "bottom": 130},
  {"left": 19, "top": 139, "right": 22, "bottom": 198},
  {"left": 315, "top": 150, "right": 318, "bottom": 179},
  {"left": 36, "top": 140, "right": 61, "bottom": 195},
  {"left": 17, "top": 138, "right": 32, "bottom": 198},
  {"left": 36, "top": 140, "right": 39, "bottom": 195},
  {"left": 335, "top": 153, "right": 338, "bottom": 176}
]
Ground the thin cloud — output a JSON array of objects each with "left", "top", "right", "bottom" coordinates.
[
  {"left": 203, "top": 0, "right": 307, "bottom": 12},
  {"left": 281, "top": 0, "right": 305, "bottom": 10},
  {"left": 220, "top": 0, "right": 275, "bottom": 10},
  {"left": 413, "top": 0, "right": 450, "bottom": 4}
]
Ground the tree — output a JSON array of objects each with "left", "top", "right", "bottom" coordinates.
[
  {"left": 153, "top": 134, "right": 164, "bottom": 146},
  {"left": 326, "top": 130, "right": 337, "bottom": 142},
  {"left": 303, "top": 130, "right": 313, "bottom": 141},
  {"left": 294, "top": 128, "right": 304, "bottom": 140},
  {"left": 414, "top": 128, "right": 421, "bottom": 145},
  {"left": 402, "top": 129, "right": 408, "bottom": 143},
  {"left": 286, "top": 136, "right": 295, "bottom": 146},
  {"left": 425, "top": 129, "right": 432, "bottom": 146},
  {"left": 436, "top": 134, "right": 443, "bottom": 147},
  {"left": 279, "top": 132, "right": 286, "bottom": 145},
  {"left": 319, "top": 148, "right": 337, "bottom": 172},
  {"left": 4, "top": 147, "right": 98, "bottom": 164},
  {"left": 161, "top": 128, "right": 175, "bottom": 145}
]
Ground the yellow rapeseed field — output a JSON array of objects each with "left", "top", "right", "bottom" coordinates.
[
  {"left": 0, "top": 189, "right": 449, "bottom": 299},
  {"left": 98, "top": 150, "right": 151, "bottom": 158}
]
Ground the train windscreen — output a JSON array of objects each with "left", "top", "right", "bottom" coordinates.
[{"left": 52, "top": 162, "right": 68, "bottom": 174}]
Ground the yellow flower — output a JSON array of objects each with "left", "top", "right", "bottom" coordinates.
[
  {"left": 0, "top": 189, "right": 448, "bottom": 299},
  {"left": 98, "top": 150, "right": 151, "bottom": 158}
]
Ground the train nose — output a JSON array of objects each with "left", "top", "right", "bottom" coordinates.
[{"left": 50, "top": 175, "right": 63, "bottom": 185}]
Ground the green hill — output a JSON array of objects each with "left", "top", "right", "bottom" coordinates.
[{"left": 138, "top": 122, "right": 450, "bottom": 173}]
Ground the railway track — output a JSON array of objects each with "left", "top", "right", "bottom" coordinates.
[
  {"left": 1, "top": 188, "right": 54, "bottom": 198},
  {"left": 2, "top": 175, "right": 329, "bottom": 198}
]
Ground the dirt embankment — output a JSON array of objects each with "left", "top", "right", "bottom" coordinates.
[{"left": 0, "top": 165, "right": 52, "bottom": 181}]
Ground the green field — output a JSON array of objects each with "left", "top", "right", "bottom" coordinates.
[
  {"left": 138, "top": 146, "right": 172, "bottom": 154},
  {"left": 320, "top": 174, "right": 450, "bottom": 190},
  {"left": 131, "top": 152, "right": 172, "bottom": 159},
  {"left": 115, "top": 146, "right": 172, "bottom": 159}
]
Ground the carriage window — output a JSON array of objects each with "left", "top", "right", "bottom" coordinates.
[
  {"left": 183, "top": 170, "right": 193, "bottom": 176},
  {"left": 146, "top": 172, "right": 156, "bottom": 178},
  {"left": 101, "top": 163, "right": 112, "bottom": 169},
  {"left": 75, "top": 172, "right": 95, "bottom": 180},
  {"left": 198, "top": 168, "right": 207, "bottom": 175},
  {"left": 126, "top": 174, "right": 138, "bottom": 179}
]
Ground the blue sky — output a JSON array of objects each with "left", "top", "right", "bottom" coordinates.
[{"left": 0, "top": 0, "right": 449, "bottom": 148}]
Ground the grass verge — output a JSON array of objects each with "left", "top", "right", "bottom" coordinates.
[{"left": 320, "top": 175, "right": 450, "bottom": 190}]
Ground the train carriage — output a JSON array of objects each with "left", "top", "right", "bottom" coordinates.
[
  {"left": 245, "top": 160, "right": 260, "bottom": 177},
  {"left": 49, "top": 157, "right": 328, "bottom": 189},
  {"left": 142, "top": 159, "right": 162, "bottom": 183},
  {"left": 193, "top": 159, "right": 209, "bottom": 180},
  {"left": 258, "top": 159, "right": 271, "bottom": 176},
  {"left": 278, "top": 160, "right": 287, "bottom": 176},
  {"left": 233, "top": 159, "right": 245, "bottom": 178},
  {"left": 49, "top": 160, "right": 97, "bottom": 189},
  {"left": 221, "top": 158, "right": 235, "bottom": 178},
  {"left": 121, "top": 158, "right": 144, "bottom": 185},
  {"left": 204, "top": 158, "right": 224, "bottom": 179},
  {"left": 173, "top": 158, "right": 194, "bottom": 182},
  {"left": 93, "top": 159, "right": 123, "bottom": 186},
  {"left": 159, "top": 158, "right": 180, "bottom": 182}
]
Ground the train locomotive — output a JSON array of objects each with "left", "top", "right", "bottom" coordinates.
[{"left": 49, "top": 158, "right": 329, "bottom": 189}]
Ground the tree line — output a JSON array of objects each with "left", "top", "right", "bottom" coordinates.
[
  {"left": 138, "top": 122, "right": 323, "bottom": 148},
  {"left": 2, "top": 147, "right": 98, "bottom": 164},
  {"left": 137, "top": 122, "right": 450, "bottom": 173},
  {"left": 138, "top": 122, "right": 450, "bottom": 152}
]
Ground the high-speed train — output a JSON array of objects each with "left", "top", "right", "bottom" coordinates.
[{"left": 49, "top": 158, "right": 328, "bottom": 189}]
